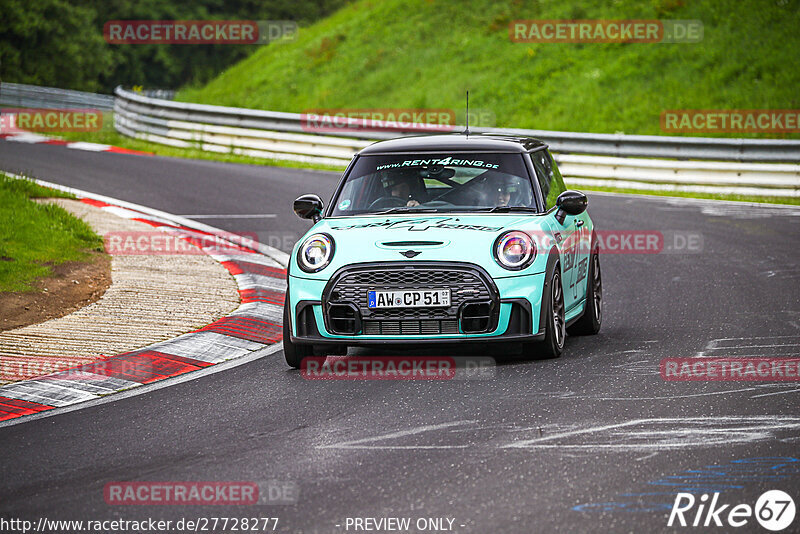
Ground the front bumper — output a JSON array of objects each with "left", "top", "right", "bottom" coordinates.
[{"left": 288, "top": 262, "right": 546, "bottom": 346}]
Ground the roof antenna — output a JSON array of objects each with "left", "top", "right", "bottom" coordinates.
[{"left": 463, "top": 90, "right": 471, "bottom": 137}]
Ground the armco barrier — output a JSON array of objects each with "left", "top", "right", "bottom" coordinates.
[
  {"left": 113, "top": 86, "right": 800, "bottom": 160},
  {"left": 5, "top": 84, "right": 797, "bottom": 196},
  {"left": 556, "top": 155, "right": 800, "bottom": 197},
  {"left": 113, "top": 86, "right": 800, "bottom": 196},
  {"left": 0, "top": 82, "right": 114, "bottom": 111}
]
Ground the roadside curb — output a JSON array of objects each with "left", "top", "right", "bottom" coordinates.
[
  {"left": 0, "top": 177, "right": 288, "bottom": 423},
  {"left": 0, "top": 132, "right": 153, "bottom": 156}
]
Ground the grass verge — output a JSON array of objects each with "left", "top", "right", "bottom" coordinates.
[
  {"left": 0, "top": 173, "right": 104, "bottom": 292},
  {"left": 179, "top": 0, "right": 800, "bottom": 140}
]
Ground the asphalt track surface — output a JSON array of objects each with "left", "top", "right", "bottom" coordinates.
[{"left": 1, "top": 140, "right": 799, "bottom": 533}]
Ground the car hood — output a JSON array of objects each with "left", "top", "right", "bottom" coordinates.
[{"left": 291, "top": 214, "right": 552, "bottom": 279}]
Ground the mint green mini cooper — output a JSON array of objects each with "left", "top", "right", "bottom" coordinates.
[{"left": 283, "top": 134, "right": 602, "bottom": 368}]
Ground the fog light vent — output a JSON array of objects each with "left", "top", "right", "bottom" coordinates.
[
  {"left": 460, "top": 301, "right": 493, "bottom": 333},
  {"left": 328, "top": 303, "right": 361, "bottom": 335}
]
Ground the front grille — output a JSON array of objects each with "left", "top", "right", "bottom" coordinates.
[
  {"left": 329, "top": 267, "right": 492, "bottom": 321},
  {"left": 363, "top": 320, "right": 459, "bottom": 335},
  {"left": 323, "top": 262, "right": 499, "bottom": 335}
]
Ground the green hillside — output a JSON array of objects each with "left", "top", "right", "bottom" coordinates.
[{"left": 178, "top": 0, "right": 800, "bottom": 138}]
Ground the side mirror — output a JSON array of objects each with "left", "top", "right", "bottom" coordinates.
[
  {"left": 554, "top": 190, "right": 587, "bottom": 224},
  {"left": 294, "top": 194, "right": 324, "bottom": 222}
]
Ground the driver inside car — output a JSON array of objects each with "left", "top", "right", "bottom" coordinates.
[
  {"left": 496, "top": 184, "right": 512, "bottom": 207},
  {"left": 381, "top": 172, "right": 424, "bottom": 207},
  {"left": 487, "top": 175, "right": 521, "bottom": 207}
]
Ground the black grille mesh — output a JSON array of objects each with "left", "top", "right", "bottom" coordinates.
[
  {"left": 330, "top": 268, "right": 491, "bottom": 321},
  {"left": 363, "top": 320, "right": 459, "bottom": 335}
]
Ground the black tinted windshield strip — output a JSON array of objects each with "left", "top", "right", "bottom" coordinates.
[
  {"left": 359, "top": 150, "right": 523, "bottom": 156},
  {"left": 324, "top": 211, "right": 548, "bottom": 219},
  {"left": 328, "top": 152, "right": 543, "bottom": 216}
]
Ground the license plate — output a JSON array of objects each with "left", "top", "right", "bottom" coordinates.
[{"left": 368, "top": 289, "right": 451, "bottom": 309}]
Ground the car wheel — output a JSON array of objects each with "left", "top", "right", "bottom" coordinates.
[
  {"left": 567, "top": 249, "right": 602, "bottom": 336},
  {"left": 283, "top": 298, "right": 314, "bottom": 369},
  {"left": 524, "top": 266, "right": 565, "bottom": 359}
]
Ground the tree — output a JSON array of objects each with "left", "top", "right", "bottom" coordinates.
[{"left": 0, "top": 0, "right": 112, "bottom": 91}]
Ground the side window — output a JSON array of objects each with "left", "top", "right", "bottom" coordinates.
[
  {"left": 532, "top": 149, "right": 566, "bottom": 210},
  {"left": 335, "top": 180, "right": 356, "bottom": 211}
]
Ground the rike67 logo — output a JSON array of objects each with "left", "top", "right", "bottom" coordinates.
[{"left": 668, "top": 490, "right": 795, "bottom": 531}]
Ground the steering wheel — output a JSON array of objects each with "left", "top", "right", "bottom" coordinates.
[{"left": 368, "top": 196, "right": 408, "bottom": 210}]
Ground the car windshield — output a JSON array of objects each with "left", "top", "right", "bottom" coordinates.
[{"left": 329, "top": 152, "right": 538, "bottom": 216}]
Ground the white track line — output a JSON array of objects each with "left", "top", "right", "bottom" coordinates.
[{"left": 318, "top": 421, "right": 477, "bottom": 450}]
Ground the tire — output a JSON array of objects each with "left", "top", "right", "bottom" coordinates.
[
  {"left": 567, "top": 249, "right": 602, "bottom": 336},
  {"left": 523, "top": 266, "right": 565, "bottom": 359},
  {"left": 283, "top": 298, "right": 313, "bottom": 369}
]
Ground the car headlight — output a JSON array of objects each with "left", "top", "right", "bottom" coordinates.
[
  {"left": 297, "top": 233, "right": 335, "bottom": 273},
  {"left": 493, "top": 231, "right": 536, "bottom": 270}
]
